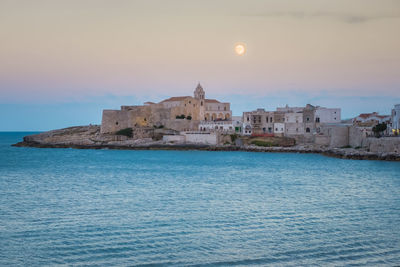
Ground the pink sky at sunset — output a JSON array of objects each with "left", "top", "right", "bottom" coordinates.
[{"left": 0, "top": 0, "right": 400, "bottom": 130}]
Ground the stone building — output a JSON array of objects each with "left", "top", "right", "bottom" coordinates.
[
  {"left": 352, "top": 112, "right": 390, "bottom": 127},
  {"left": 101, "top": 83, "right": 232, "bottom": 133},
  {"left": 243, "top": 109, "right": 275, "bottom": 135},
  {"left": 242, "top": 104, "right": 341, "bottom": 141},
  {"left": 391, "top": 104, "right": 400, "bottom": 135}
]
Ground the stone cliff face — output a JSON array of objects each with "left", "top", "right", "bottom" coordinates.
[
  {"left": 14, "top": 125, "right": 180, "bottom": 148},
  {"left": 11, "top": 125, "right": 400, "bottom": 161},
  {"left": 22, "top": 125, "right": 102, "bottom": 146}
]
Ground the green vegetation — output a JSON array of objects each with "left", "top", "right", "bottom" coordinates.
[
  {"left": 115, "top": 128, "right": 133, "bottom": 138},
  {"left": 153, "top": 125, "right": 164, "bottom": 129},
  {"left": 372, "top": 123, "right": 387, "bottom": 137},
  {"left": 355, "top": 146, "right": 362, "bottom": 149},
  {"left": 176, "top": 114, "right": 186, "bottom": 119},
  {"left": 251, "top": 140, "right": 274, "bottom": 147},
  {"left": 341, "top": 145, "right": 352, "bottom": 149},
  {"left": 230, "top": 134, "right": 238, "bottom": 143},
  {"left": 186, "top": 115, "right": 192, "bottom": 120}
]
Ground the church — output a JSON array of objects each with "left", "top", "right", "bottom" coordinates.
[{"left": 100, "top": 83, "right": 232, "bottom": 133}]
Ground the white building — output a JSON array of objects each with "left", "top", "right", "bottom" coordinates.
[
  {"left": 231, "top": 116, "right": 243, "bottom": 134},
  {"left": 391, "top": 104, "right": 400, "bottom": 135},
  {"left": 199, "top": 120, "right": 235, "bottom": 133},
  {"left": 284, "top": 112, "right": 304, "bottom": 136},
  {"left": 315, "top": 107, "right": 341, "bottom": 123},
  {"left": 243, "top": 122, "right": 252, "bottom": 136},
  {"left": 274, "top": 123, "right": 285, "bottom": 136}
]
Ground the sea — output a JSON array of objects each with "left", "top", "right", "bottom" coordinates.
[{"left": 1, "top": 132, "right": 400, "bottom": 266}]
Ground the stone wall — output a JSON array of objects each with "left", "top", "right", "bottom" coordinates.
[
  {"left": 317, "top": 124, "right": 350, "bottom": 147},
  {"left": 328, "top": 126, "right": 349, "bottom": 148},
  {"left": 366, "top": 137, "right": 400, "bottom": 153},
  {"left": 163, "top": 135, "right": 185, "bottom": 143},
  {"left": 101, "top": 105, "right": 200, "bottom": 134},
  {"left": 349, "top": 126, "right": 368, "bottom": 148},
  {"left": 164, "top": 119, "right": 200, "bottom": 132},
  {"left": 181, "top": 132, "right": 219, "bottom": 145},
  {"left": 101, "top": 110, "right": 130, "bottom": 134}
]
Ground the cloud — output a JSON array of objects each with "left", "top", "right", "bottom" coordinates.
[{"left": 240, "top": 11, "right": 400, "bottom": 24}]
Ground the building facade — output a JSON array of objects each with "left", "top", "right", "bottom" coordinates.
[
  {"left": 101, "top": 83, "right": 232, "bottom": 133},
  {"left": 391, "top": 104, "right": 400, "bottom": 135},
  {"left": 242, "top": 104, "right": 341, "bottom": 138}
]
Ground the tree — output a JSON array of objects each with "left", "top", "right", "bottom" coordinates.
[{"left": 372, "top": 123, "right": 387, "bottom": 137}]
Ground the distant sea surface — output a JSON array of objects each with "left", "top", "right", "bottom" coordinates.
[{"left": 1, "top": 132, "right": 400, "bottom": 266}]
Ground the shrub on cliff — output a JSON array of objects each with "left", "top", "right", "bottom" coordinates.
[
  {"left": 372, "top": 123, "right": 387, "bottom": 137},
  {"left": 186, "top": 115, "right": 192, "bottom": 120},
  {"left": 230, "top": 134, "right": 238, "bottom": 142},
  {"left": 176, "top": 114, "right": 186, "bottom": 119},
  {"left": 115, "top": 128, "right": 133, "bottom": 138}
]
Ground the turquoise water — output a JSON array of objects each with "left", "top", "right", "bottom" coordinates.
[{"left": 1, "top": 132, "right": 400, "bottom": 266}]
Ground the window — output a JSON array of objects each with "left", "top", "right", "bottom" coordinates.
[
  {"left": 247, "top": 116, "right": 250, "bottom": 121},
  {"left": 116, "top": 121, "right": 118, "bottom": 125},
  {"left": 266, "top": 117, "right": 268, "bottom": 123},
  {"left": 275, "top": 128, "right": 278, "bottom": 131},
  {"left": 189, "top": 101, "right": 191, "bottom": 104},
  {"left": 224, "top": 107, "right": 227, "bottom": 111},
  {"left": 306, "top": 117, "right": 310, "bottom": 122},
  {"left": 306, "top": 127, "right": 310, "bottom": 133},
  {"left": 316, "top": 117, "right": 320, "bottom": 123},
  {"left": 334, "top": 117, "right": 337, "bottom": 120},
  {"left": 201, "top": 101, "right": 203, "bottom": 106},
  {"left": 296, "top": 128, "right": 298, "bottom": 132},
  {"left": 270, "top": 117, "right": 273, "bottom": 122}
]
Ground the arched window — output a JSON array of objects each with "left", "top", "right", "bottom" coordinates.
[{"left": 306, "top": 127, "right": 310, "bottom": 133}]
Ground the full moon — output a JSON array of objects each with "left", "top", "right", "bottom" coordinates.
[{"left": 234, "top": 43, "right": 246, "bottom": 56}]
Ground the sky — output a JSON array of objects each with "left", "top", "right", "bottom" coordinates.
[{"left": 1, "top": 0, "right": 400, "bottom": 131}]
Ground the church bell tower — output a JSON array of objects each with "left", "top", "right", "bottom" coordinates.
[{"left": 194, "top": 83, "right": 205, "bottom": 100}]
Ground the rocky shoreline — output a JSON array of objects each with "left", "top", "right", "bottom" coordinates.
[{"left": 11, "top": 126, "right": 400, "bottom": 161}]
